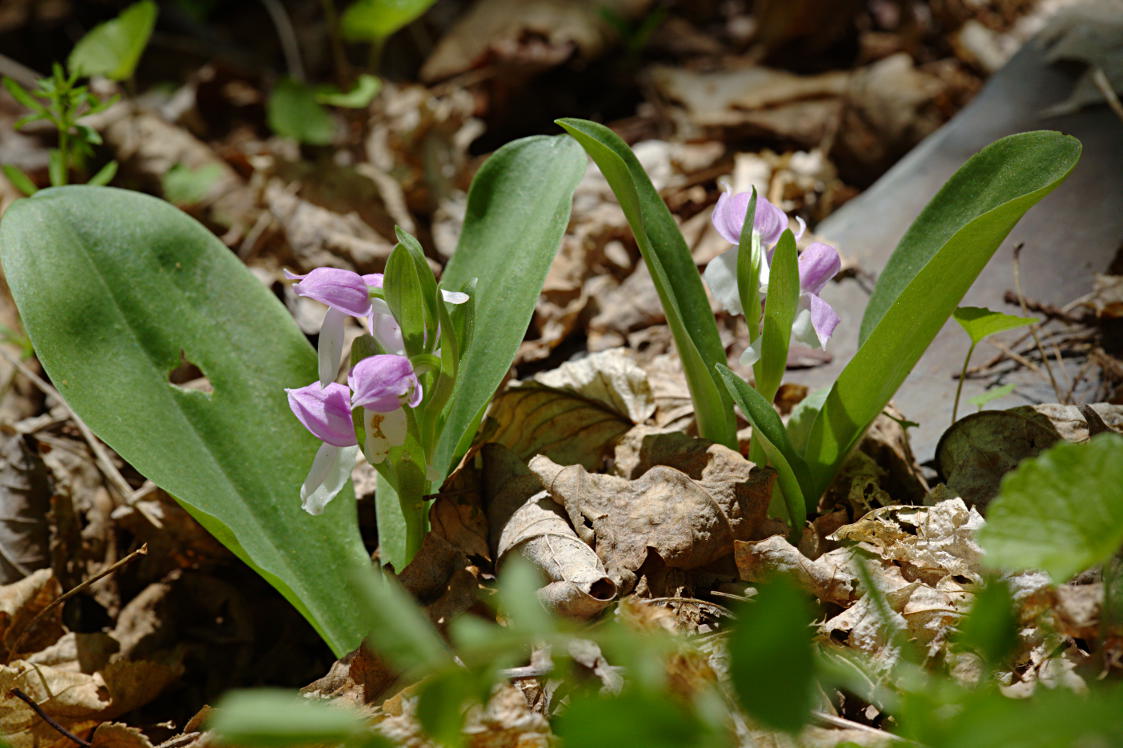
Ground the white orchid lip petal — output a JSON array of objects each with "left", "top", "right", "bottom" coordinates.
[
  {"left": 300, "top": 443, "right": 358, "bottom": 515},
  {"left": 363, "top": 407, "right": 407, "bottom": 464},
  {"left": 317, "top": 307, "right": 347, "bottom": 386},
  {"left": 703, "top": 249, "right": 744, "bottom": 315}
]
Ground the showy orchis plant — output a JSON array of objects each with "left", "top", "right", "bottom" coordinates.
[
  {"left": 1, "top": 133, "right": 585, "bottom": 654},
  {"left": 282, "top": 252, "right": 472, "bottom": 561},
  {"left": 560, "top": 118, "right": 1081, "bottom": 532}
]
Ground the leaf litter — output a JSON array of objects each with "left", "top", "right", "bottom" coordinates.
[{"left": 1, "top": 1, "right": 1122, "bottom": 746}]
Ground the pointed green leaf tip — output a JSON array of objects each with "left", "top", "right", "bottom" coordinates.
[
  {"left": 953, "top": 306, "right": 1037, "bottom": 346},
  {"left": 0, "top": 186, "right": 371, "bottom": 655},
  {"left": 979, "top": 432, "right": 1123, "bottom": 582},
  {"left": 68, "top": 0, "right": 157, "bottom": 81}
]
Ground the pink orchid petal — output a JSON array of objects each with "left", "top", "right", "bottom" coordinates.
[
  {"left": 289, "top": 267, "right": 372, "bottom": 318},
  {"left": 797, "top": 242, "right": 841, "bottom": 295},
  {"left": 349, "top": 354, "right": 422, "bottom": 412},
  {"left": 286, "top": 381, "right": 357, "bottom": 447}
]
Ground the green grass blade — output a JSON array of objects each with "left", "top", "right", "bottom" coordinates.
[{"left": 755, "top": 229, "right": 799, "bottom": 400}]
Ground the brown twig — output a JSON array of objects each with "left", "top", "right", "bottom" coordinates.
[
  {"left": 7, "top": 688, "right": 93, "bottom": 748},
  {"left": 1012, "top": 244, "right": 1064, "bottom": 401},
  {"left": 8, "top": 544, "right": 148, "bottom": 656}
]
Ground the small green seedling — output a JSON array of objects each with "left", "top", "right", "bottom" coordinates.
[{"left": 951, "top": 306, "right": 1037, "bottom": 423}]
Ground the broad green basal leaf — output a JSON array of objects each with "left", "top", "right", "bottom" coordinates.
[
  {"left": 68, "top": 0, "right": 157, "bottom": 81},
  {"left": 803, "top": 132, "right": 1081, "bottom": 501},
  {"left": 978, "top": 432, "right": 1123, "bottom": 582},
  {"left": 0, "top": 186, "right": 371, "bottom": 656},
  {"left": 434, "top": 134, "right": 585, "bottom": 479}
]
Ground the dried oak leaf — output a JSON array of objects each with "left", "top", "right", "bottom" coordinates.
[
  {"left": 529, "top": 451, "right": 772, "bottom": 592},
  {"left": 0, "top": 568, "right": 63, "bottom": 661},
  {"left": 734, "top": 536, "right": 857, "bottom": 605},
  {"left": 936, "top": 403, "right": 1123, "bottom": 508},
  {"left": 481, "top": 348, "right": 654, "bottom": 471},
  {"left": 485, "top": 445, "right": 616, "bottom": 619}
]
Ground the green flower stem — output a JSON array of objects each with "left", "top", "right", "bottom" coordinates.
[{"left": 951, "top": 341, "right": 976, "bottom": 425}]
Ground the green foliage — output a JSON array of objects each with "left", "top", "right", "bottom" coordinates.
[
  {"left": 353, "top": 567, "right": 451, "bottom": 674},
  {"left": 756, "top": 230, "right": 799, "bottom": 401},
  {"left": 967, "top": 382, "right": 1017, "bottom": 411},
  {"left": 341, "top": 0, "right": 436, "bottom": 41},
  {"left": 952, "top": 306, "right": 1038, "bottom": 345},
  {"left": 0, "top": 187, "right": 371, "bottom": 656},
  {"left": 68, "top": 0, "right": 157, "bottom": 81},
  {"left": 951, "top": 306, "right": 1037, "bottom": 420},
  {"left": 556, "top": 118, "right": 736, "bottom": 448},
  {"left": 209, "top": 689, "right": 390, "bottom": 747},
  {"left": 800, "top": 132, "right": 1079, "bottom": 501},
  {"left": 953, "top": 577, "right": 1019, "bottom": 668},
  {"left": 267, "top": 78, "right": 336, "bottom": 145},
  {"left": 316, "top": 74, "right": 382, "bottom": 108},
  {"left": 162, "top": 163, "right": 224, "bottom": 206},
  {"left": 554, "top": 690, "right": 730, "bottom": 748},
  {"left": 4, "top": 65, "right": 118, "bottom": 189},
  {"left": 728, "top": 576, "right": 816, "bottom": 732},
  {"left": 978, "top": 432, "right": 1123, "bottom": 582},
  {"left": 434, "top": 134, "right": 585, "bottom": 480},
  {"left": 716, "top": 364, "right": 807, "bottom": 529}
]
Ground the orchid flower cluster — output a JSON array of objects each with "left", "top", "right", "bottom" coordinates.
[
  {"left": 703, "top": 190, "right": 841, "bottom": 368},
  {"left": 282, "top": 231, "right": 471, "bottom": 523}
]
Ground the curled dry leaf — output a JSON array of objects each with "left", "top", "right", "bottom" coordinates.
[
  {"left": 482, "top": 348, "right": 654, "bottom": 471},
  {"left": 377, "top": 682, "right": 550, "bottom": 748},
  {"left": 485, "top": 445, "right": 616, "bottom": 619},
  {"left": 936, "top": 403, "right": 1123, "bottom": 508},
  {"left": 734, "top": 536, "right": 856, "bottom": 606},
  {"left": 529, "top": 450, "right": 773, "bottom": 593}
]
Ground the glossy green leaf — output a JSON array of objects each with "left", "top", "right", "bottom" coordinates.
[
  {"left": 803, "top": 132, "right": 1081, "bottom": 501},
  {"left": 978, "top": 432, "right": 1123, "bottom": 582},
  {"left": 341, "top": 0, "right": 436, "bottom": 41},
  {"left": 557, "top": 118, "right": 735, "bottom": 447},
  {"left": 756, "top": 229, "right": 799, "bottom": 400},
  {"left": 68, "top": 0, "right": 157, "bottom": 81},
  {"left": 728, "top": 575, "right": 816, "bottom": 733},
  {"left": 716, "top": 364, "right": 806, "bottom": 529},
  {"left": 209, "top": 689, "right": 389, "bottom": 747},
  {"left": 952, "top": 306, "right": 1037, "bottom": 345},
  {"left": 0, "top": 186, "right": 371, "bottom": 656},
  {"left": 434, "top": 134, "right": 585, "bottom": 479},
  {"left": 267, "top": 79, "right": 335, "bottom": 145}
]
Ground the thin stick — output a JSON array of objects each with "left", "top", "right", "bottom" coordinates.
[
  {"left": 8, "top": 688, "right": 93, "bottom": 748},
  {"left": 1091, "top": 67, "right": 1123, "bottom": 125},
  {"left": 260, "top": 0, "right": 305, "bottom": 82},
  {"left": 0, "top": 347, "right": 135, "bottom": 502},
  {"left": 811, "top": 711, "right": 908, "bottom": 744},
  {"left": 1012, "top": 245, "right": 1064, "bottom": 401},
  {"left": 9, "top": 544, "right": 148, "bottom": 656}
]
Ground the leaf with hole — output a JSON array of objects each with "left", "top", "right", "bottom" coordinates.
[{"left": 0, "top": 186, "right": 371, "bottom": 656}]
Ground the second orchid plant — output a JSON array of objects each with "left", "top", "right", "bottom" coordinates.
[{"left": 560, "top": 118, "right": 1081, "bottom": 533}]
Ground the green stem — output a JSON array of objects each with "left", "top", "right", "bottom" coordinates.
[
  {"left": 395, "top": 460, "right": 428, "bottom": 563},
  {"left": 952, "top": 342, "right": 975, "bottom": 425}
]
